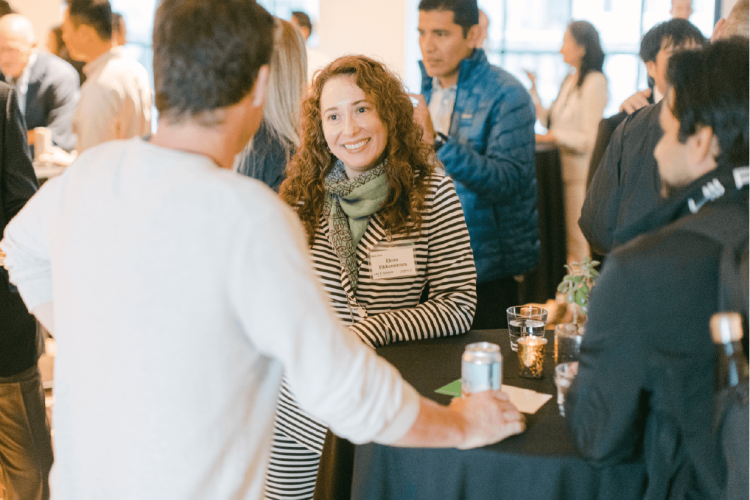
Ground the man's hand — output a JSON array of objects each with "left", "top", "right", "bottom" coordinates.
[
  {"left": 450, "top": 390, "right": 525, "bottom": 449},
  {"left": 409, "top": 93, "right": 436, "bottom": 145},
  {"left": 619, "top": 88, "right": 652, "bottom": 114}
]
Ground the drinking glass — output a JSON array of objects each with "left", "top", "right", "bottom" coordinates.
[
  {"left": 506, "top": 306, "right": 548, "bottom": 352},
  {"left": 554, "top": 362, "right": 579, "bottom": 417},
  {"left": 554, "top": 323, "right": 584, "bottom": 365}
]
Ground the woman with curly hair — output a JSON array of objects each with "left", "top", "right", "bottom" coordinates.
[{"left": 267, "top": 55, "right": 478, "bottom": 500}]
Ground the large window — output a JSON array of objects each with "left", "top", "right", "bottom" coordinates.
[
  {"left": 258, "top": 0, "right": 321, "bottom": 45},
  {"left": 108, "top": 0, "right": 319, "bottom": 128},
  {"left": 479, "top": 0, "right": 716, "bottom": 117}
]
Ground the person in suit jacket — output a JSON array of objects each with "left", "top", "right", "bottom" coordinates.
[
  {"left": 0, "top": 14, "right": 80, "bottom": 153},
  {"left": 0, "top": 82, "right": 53, "bottom": 500}
]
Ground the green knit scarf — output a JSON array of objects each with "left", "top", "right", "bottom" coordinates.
[{"left": 323, "top": 160, "right": 389, "bottom": 291}]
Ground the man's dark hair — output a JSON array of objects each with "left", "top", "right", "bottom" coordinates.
[
  {"left": 111, "top": 12, "right": 124, "bottom": 33},
  {"left": 0, "top": 1, "right": 13, "bottom": 17},
  {"left": 418, "top": 0, "right": 479, "bottom": 37},
  {"left": 153, "top": 0, "right": 274, "bottom": 125},
  {"left": 568, "top": 20, "right": 605, "bottom": 88},
  {"left": 291, "top": 10, "right": 312, "bottom": 35},
  {"left": 667, "top": 38, "right": 749, "bottom": 168},
  {"left": 68, "top": 0, "right": 113, "bottom": 41},
  {"left": 639, "top": 18, "right": 705, "bottom": 63}
]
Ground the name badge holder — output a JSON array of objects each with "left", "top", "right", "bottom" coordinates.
[{"left": 369, "top": 241, "right": 418, "bottom": 281}]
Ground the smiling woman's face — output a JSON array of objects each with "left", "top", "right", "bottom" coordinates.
[{"left": 320, "top": 75, "right": 388, "bottom": 179}]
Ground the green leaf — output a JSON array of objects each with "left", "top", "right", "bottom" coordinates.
[
  {"left": 575, "top": 290, "right": 586, "bottom": 306},
  {"left": 591, "top": 260, "right": 601, "bottom": 267}
]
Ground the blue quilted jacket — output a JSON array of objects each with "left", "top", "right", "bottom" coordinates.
[{"left": 420, "top": 49, "right": 540, "bottom": 283}]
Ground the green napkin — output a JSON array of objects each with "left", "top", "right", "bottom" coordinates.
[{"left": 435, "top": 379, "right": 462, "bottom": 397}]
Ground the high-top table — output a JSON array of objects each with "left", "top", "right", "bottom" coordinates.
[{"left": 316, "top": 329, "right": 647, "bottom": 500}]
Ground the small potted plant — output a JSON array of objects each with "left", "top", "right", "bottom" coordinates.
[{"left": 557, "top": 256, "right": 600, "bottom": 325}]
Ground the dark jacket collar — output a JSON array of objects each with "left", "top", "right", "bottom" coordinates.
[
  {"left": 614, "top": 164, "right": 750, "bottom": 248},
  {"left": 419, "top": 49, "right": 488, "bottom": 99}
]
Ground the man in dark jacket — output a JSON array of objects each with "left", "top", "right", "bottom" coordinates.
[
  {"left": 412, "top": 0, "right": 538, "bottom": 328},
  {"left": 0, "top": 83, "right": 52, "bottom": 499},
  {"left": 579, "top": 19, "right": 705, "bottom": 255},
  {"left": 0, "top": 14, "right": 80, "bottom": 153},
  {"left": 566, "top": 40, "right": 749, "bottom": 500}
]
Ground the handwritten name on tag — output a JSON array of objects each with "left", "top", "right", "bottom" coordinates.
[{"left": 370, "top": 246, "right": 417, "bottom": 280}]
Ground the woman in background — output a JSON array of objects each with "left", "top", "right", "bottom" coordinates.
[
  {"left": 235, "top": 18, "right": 306, "bottom": 191},
  {"left": 529, "top": 20, "right": 607, "bottom": 265},
  {"left": 268, "top": 55, "right": 477, "bottom": 500}
]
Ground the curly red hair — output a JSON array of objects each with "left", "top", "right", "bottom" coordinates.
[{"left": 279, "top": 55, "right": 436, "bottom": 245}]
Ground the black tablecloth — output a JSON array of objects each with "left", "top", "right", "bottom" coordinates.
[
  {"left": 318, "top": 330, "right": 647, "bottom": 500},
  {"left": 520, "top": 144, "right": 567, "bottom": 304}
]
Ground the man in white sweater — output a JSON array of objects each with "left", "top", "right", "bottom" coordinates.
[{"left": 0, "top": 1, "right": 524, "bottom": 499}]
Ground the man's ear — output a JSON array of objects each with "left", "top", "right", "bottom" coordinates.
[
  {"left": 687, "top": 125, "right": 720, "bottom": 175},
  {"left": 466, "top": 24, "right": 480, "bottom": 46},
  {"left": 252, "top": 65, "right": 270, "bottom": 107},
  {"left": 645, "top": 60, "right": 658, "bottom": 81}
]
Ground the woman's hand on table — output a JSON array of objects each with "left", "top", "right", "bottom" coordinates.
[{"left": 451, "top": 390, "right": 526, "bottom": 449}]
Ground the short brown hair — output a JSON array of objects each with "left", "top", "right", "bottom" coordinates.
[
  {"left": 68, "top": 0, "right": 112, "bottom": 41},
  {"left": 152, "top": 0, "right": 274, "bottom": 124}
]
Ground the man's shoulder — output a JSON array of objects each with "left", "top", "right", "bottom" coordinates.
[
  {"left": 100, "top": 53, "right": 149, "bottom": 82},
  {"left": 621, "top": 101, "right": 661, "bottom": 135},
  {"left": 463, "top": 57, "right": 528, "bottom": 99},
  {"left": 610, "top": 206, "right": 730, "bottom": 271},
  {"left": 31, "top": 53, "right": 80, "bottom": 88}
]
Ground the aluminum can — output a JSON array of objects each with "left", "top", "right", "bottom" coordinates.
[{"left": 461, "top": 342, "right": 502, "bottom": 396}]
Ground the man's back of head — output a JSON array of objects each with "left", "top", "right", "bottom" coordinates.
[{"left": 153, "top": 0, "right": 274, "bottom": 128}]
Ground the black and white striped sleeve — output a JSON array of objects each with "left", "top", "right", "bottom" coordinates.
[{"left": 349, "top": 176, "right": 477, "bottom": 347}]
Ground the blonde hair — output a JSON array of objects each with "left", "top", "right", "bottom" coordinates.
[{"left": 263, "top": 18, "right": 307, "bottom": 147}]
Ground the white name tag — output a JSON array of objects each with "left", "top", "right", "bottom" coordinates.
[{"left": 370, "top": 246, "right": 417, "bottom": 280}]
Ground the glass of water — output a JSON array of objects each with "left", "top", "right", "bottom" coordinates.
[
  {"left": 554, "top": 362, "right": 579, "bottom": 417},
  {"left": 554, "top": 323, "right": 584, "bottom": 365},
  {"left": 506, "top": 306, "right": 548, "bottom": 352}
]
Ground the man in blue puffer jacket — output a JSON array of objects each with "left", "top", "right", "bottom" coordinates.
[{"left": 412, "top": 0, "right": 539, "bottom": 329}]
